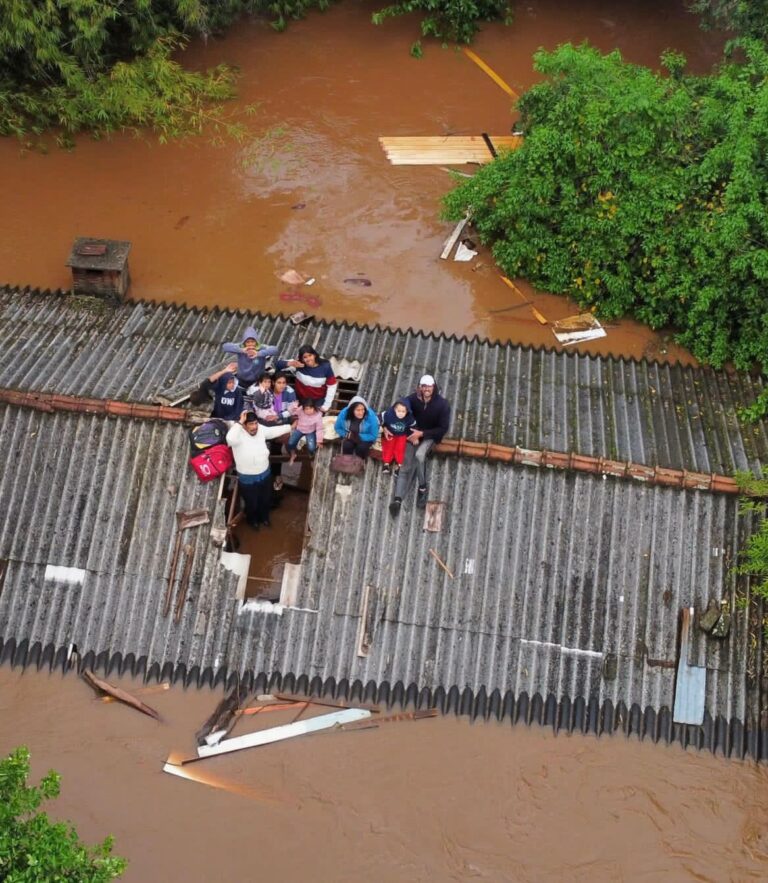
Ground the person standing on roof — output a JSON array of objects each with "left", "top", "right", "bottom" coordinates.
[
  {"left": 334, "top": 395, "right": 380, "bottom": 460},
  {"left": 389, "top": 375, "right": 450, "bottom": 518},
  {"left": 227, "top": 410, "right": 290, "bottom": 529},
  {"left": 222, "top": 326, "right": 279, "bottom": 390},
  {"left": 280, "top": 345, "right": 337, "bottom": 413}
]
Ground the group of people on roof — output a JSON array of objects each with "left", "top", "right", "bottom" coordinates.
[{"left": 203, "top": 326, "right": 451, "bottom": 528}]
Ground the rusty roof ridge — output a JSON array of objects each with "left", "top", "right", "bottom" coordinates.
[
  {"left": 0, "top": 387, "right": 743, "bottom": 493},
  {"left": 0, "top": 645, "right": 763, "bottom": 761},
  {"left": 434, "top": 439, "right": 740, "bottom": 495},
  {"left": 0, "top": 281, "right": 729, "bottom": 373},
  {"left": 0, "top": 388, "right": 190, "bottom": 424}
]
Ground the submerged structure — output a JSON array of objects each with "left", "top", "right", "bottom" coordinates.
[{"left": 0, "top": 284, "right": 766, "bottom": 758}]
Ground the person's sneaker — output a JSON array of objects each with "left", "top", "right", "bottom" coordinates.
[
  {"left": 382, "top": 463, "right": 391, "bottom": 475},
  {"left": 416, "top": 486, "right": 428, "bottom": 509},
  {"left": 393, "top": 465, "right": 400, "bottom": 476},
  {"left": 389, "top": 497, "right": 402, "bottom": 518}
]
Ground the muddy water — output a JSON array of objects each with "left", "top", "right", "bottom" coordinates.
[
  {"left": 0, "top": 1, "right": 722, "bottom": 363},
  {"left": 2, "top": 667, "right": 768, "bottom": 882}
]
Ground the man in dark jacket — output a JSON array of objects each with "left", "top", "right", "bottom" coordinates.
[{"left": 390, "top": 374, "right": 450, "bottom": 517}]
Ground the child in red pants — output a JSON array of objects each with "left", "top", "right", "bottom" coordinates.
[{"left": 380, "top": 398, "right": 416, "bottom": 475}]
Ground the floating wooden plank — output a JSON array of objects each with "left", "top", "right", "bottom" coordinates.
[
  {"left": 195, "top": 686, "right": 242, "bottom": 746},
  {"left": 341, "top": 708, "right": 438, "bottom": 731},
  {"left": 100, "top": 682, "right": 170, "bottom": 702},
  {"left": 462, "top": 47, "right": 519, "bottom": 99},
  {"left": 673, "top": 607, "right": 706, "bottom": 725},
  {"left": 552, "top": 312, "right": 606, "bottom": 345},
  {"left": 423, "top": 501, "right": 446, "bottom": 532},
  {"left": 236, "top": 702, "right": 307, "bottom": 716},
  {"left": 81, "top": 669, "right": 160, "bottom": 720},
  {"left": 197, "top": 708, "right": 371, "bottom": 758},
  {"left": 379, "top": 135, "right": 522, "bottom": 165},
  {"left": 273, "top": 692, "right": 381, "bottom": 713},
  {"left": 440, "top": 215, "right": 469, "bottom": 260}
]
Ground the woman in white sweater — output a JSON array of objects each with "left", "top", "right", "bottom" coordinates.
[{"left": 226, "top": 411, "right": 288, "bottom": 528}]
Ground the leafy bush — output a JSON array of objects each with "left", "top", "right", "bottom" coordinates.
[
  {"left": 372, "top": 0, "right": 511, "bottom": 47},
  {"left": 691, "top": 0, "right": 768, "bottom": 41},
  {"left": 443, "top": 41, "right": 768, "bottom": 380},
  {"left": 735, "top": 470, "right": 768, "bottom": 602},
  {"left": 0, "top": 1, "right": 240, "bottom": 144},
  {"left": 0, "top": 746, "right": 126, "bottom": 881}
]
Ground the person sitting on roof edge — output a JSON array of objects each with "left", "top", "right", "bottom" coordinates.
[
  {"left": 279, "top": 345, "right": 337, "bottom": 413},
  {"left": 380, "top": 397, "right": 416, "bottom": 475},
  {"left": 208, "top": 365, "right": 243, "bottom": 421},
  {"left": 287, "top": 399, "right": 325, "bottom": 464},
  {"left": 222, "top": 325, "right": 279, "bottom": 391},
  {"left": 390, "top": 374, "right": 451, "bottom": 518},
  {"left": 251, "top": 373, "right": 278, "bottom": 423},
  {"left": 271, "top": 372, "right": 298, "bottom": 423},
  {"left": 335, "top": 395, "right": 380, "bottom": 460},
  {"left": 226, "top": 410, "right": 289, "bottom": 529}
]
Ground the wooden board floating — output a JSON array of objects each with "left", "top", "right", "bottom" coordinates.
[
  {"left": 379, "top": 135, "right": 523, "bottom": 165},
  {"left": 196, "top": 708, "right": 371, "bottom": 759}
]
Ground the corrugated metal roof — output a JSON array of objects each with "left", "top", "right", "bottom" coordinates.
[
  {"left": 0, "top": 405, "right": 763, "bottom": 756},
  {"left": 0, "top": 285, "right": 766, "bottom": 475},
  {"left": 241, "top": 449, "right": 754, "bottom": 727},
  {"left": 0, "top": 404, "right": 244, "bottom": 676}
]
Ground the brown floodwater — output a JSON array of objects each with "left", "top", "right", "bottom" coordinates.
[
  {"left": 2, "top": 667, "right": 768, "bottom": 882},
  {"left": 0, "top": 0, "right": 723, "bottom": 363}
]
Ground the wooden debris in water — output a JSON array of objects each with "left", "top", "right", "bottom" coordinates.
[
  {"left": 500, "top": 275, "right": 549, "bottom": 325},
  {"left": 552, "top": 312, "right": 606, "bottom": 345},
  {"left": 462, "top": 47, "right": 519, "bottom": 99},
  {"left": 274, "top": 691, "right": 381, "bottom": 713},
  {"left": 196, "top": 709, "right": 371, "bottom": 759},
  {"left": 440, "top": 215, "right": 469, "bottom": 260},
  {"left": 379, "top": 135, "right": 521, "bottom": 165},
  {"left": 341, "top": 708, "right": 438, "bottom": 731},
  {"left": 195, "top": 686, "right": 243, "bottom": 747},
  {"left": 81, "top": 669, "right": 160, "bottom": 720},
  {"left": 100, "top": 682, "right": 170, "bottom": 702}
]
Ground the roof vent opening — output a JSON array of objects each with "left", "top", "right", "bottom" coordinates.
[{"left": 223, "top": 449, "right": 312, "bottom": 605}]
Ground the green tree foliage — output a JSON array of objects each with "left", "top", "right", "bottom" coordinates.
[
  {"left": 0, "top": 1, "right": 241, "bottom": 144},
  {"left": 0, "top": 0, "right": 513, "bottom": 142},
  {"left": 444, "top": 41, "right": 768, "bottom": 381},
  {"left": 690, "top": 0, "right": 768, "bottom": 41},
  {"left": 0, "top": 746, "right": 126, "bottom": 881},
  {"left": 735, "top": 470, "right": 768, "bottom": 604},
  {"left": 372, "top": 0, "right": 511, "bottom": 49}
]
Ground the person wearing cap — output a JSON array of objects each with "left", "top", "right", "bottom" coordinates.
[
  {"left": 226, "top": 410, "right": 289, "bottom": 529},
  {"left": 222, "top": 325, "right": 280, "bottom": 389},
  {"left": 390, "top": 374, "right": 451, "bottom": 518}
]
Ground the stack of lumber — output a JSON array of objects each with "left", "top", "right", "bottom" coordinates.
[{"left": 379, "top": 135, "right": 522, "bottom": 165}]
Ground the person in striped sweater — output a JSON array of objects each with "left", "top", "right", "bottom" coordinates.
[{"left": 280, "top": 345, "right": 338, "bottom": 413}]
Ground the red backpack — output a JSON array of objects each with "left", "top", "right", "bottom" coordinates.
[{"left": 189, "top": 444, "right": 234, "bottom": 482}]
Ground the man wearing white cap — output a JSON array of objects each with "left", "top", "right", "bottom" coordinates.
[{"left": 390, "top": 374, "right": 451, "bottom": 518}]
